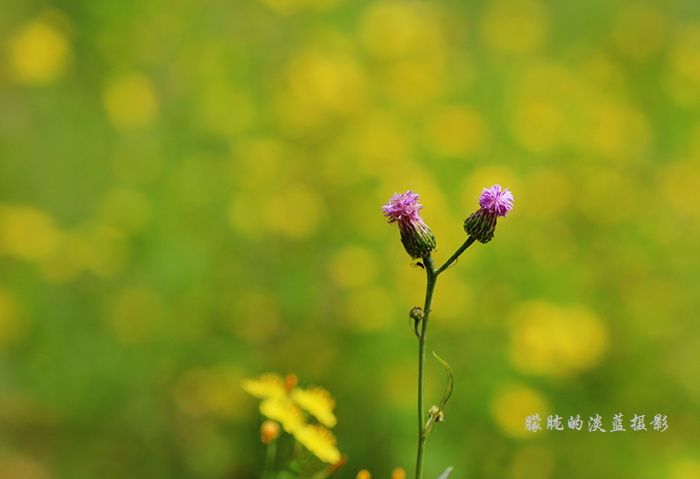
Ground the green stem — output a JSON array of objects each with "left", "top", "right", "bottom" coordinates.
[
  {"left": 416, "top": 254, "right": 437, "bottom": 479},
  {"left": 435, "top": 236, "right": 476, "bottom": 276},
  {"left": 263, "top": 438, "right": 276, "bottom": 479}
]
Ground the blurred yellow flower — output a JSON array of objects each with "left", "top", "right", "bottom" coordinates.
[
  {"left": 241, "top": 373, "right": 287, "bottom": 399},
  {"left": 508, "top": 301, "right": 608, "bottom": 378},
  {"left": 294, "top": 423, "right": 341, "bottom": 464},
  {"left": 292, "top": 386, "right": 337, "bottom": 427},
  {"left": 260, "top": 397, "right": 305, "bottom": 434},
  {"left": 0, "top": 204, "right": 60, "bottom": 261},
  {"left": 8, "top": 14, "right": 71, "bottom": 84},
  {"left": 490, "top": 383, "right": 549, "bottom": 438},
  {"left": 103, "top": 73, "right": 158, "bottom": 129}
]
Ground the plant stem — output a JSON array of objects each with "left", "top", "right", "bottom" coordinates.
[
  {"left": 435, "top": 236, "right": 476, "bottom": 276},
  {"left": 416, "top": 254, "right": 437, "bottom": 479}
]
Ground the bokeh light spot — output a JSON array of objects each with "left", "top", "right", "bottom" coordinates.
[
  {"left": 490, "top": 383, "right": 549, "bottom": 438},
  {"left": 481, "top": 0, "right": 548, "bottom": 55},
  {"left": 262, "top": 186, "right": 324, "bottom": 239},
  {"left": 327, "top": 246, "right": 378, "bottom": 289},
  {"left": 103, "top": 73, "right": 158, "bottom": 129},
  {"left": 0, "top": 204, "right": 60, "bottom": 262},
  {"left": 508, "top": 301, "right": 608, "bottom": 378},
  {"left": 8, "top": 14, "right": 71, "bottom": 85},
  {"left": 425, "top": 106, "right": 486, "bottom": 158}
]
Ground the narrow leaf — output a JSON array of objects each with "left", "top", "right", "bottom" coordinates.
[
  {"left": 436, "top": 466, "right": 454, "bottom": 479},
  {"left": 432, "top": 351, "right": 453, "bottom": 411}
]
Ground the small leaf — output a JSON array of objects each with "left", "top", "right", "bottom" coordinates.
[
  {"left": 432, "top": 351, "right": 453, "bottom": 411},
  {"left": 436, "top": 466, "right": 454, "bottom": 479}
]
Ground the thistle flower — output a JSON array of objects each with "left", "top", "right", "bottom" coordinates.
[
  {"left": 382, "top": 191, "right": 437, "bottom": 259},
  {"left": 463, "top": 184, "right": 514, "bottom": 243}
]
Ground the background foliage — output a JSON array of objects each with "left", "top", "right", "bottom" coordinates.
[{"left": 1, "top": 0, "right": 699, "bottom": 478}]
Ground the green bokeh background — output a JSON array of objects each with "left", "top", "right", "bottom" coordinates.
[{"left": 1, "top": 0, "right": 699, "bottom": 478}]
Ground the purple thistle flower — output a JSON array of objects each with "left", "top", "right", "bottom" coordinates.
[
  {"left": 382, "top": 191, "right": 437, "bottom": 259},
  {"left": 478, "top": 184, "right": 514, "bottom": 217},
  {"left": 464, "top": 184, "right": 514, "bottom": 243}
]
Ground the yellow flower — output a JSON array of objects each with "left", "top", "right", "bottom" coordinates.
[
  {"left": 291, "top": 386, "right": 337, "bottom": 427},
  {"left": 260, "top": 397, "right": 305, "bottom": 434},
  {"left": 242, "top": 373, "right": 286, "bottom": 399},
  {"left": 294, "top": 423, "right": 341, "bottom": 464}
]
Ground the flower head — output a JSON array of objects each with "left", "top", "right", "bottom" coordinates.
[
  {"left": 382, "top": 191, "right": 437, "bottom": 259},
  {"left": 478, "top": 184, "right": 514, "bottom": 217},
  {"left": 382, "top": 190, "right": 423, "bottom": 224},
  {"left": 464, "top": 184, "right": 514, "bottom": 243}
]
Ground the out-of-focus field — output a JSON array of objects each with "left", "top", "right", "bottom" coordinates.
[{"left": 1, "top": 0, "right": 699, "bottom": 478}]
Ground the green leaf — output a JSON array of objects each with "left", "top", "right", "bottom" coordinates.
[{"left": 433, "top": 351, "right": 453, "bottom": 411}]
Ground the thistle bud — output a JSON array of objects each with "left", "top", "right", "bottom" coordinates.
[
  {"left": 382, "top": 191, "right": 437, "bottom": 259},
  {"left": 464, "top": 184, "right": 514, "bottom": 243}
]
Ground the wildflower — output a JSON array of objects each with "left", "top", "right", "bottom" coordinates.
[
  {"left": 463, "top": 184, "right": 514, "bottom": 243},
  {"left": 260, "top": 420, "right": 280, "bottom": 444},
  {"left": 292, "top": 386, "right": 337, "bottom": 427},
  {"left": 382, "top": 191, "right": 437, "bottom": 259},
  {"left": 260, "top": 397, "right": 305, "bottom": 434},
  {"left": 356, "top": 470, "right": 371, "bottom": 479},
  {"left": 242, "top": 373, "right": 286, "bottom": 399},
  {"left": 294, "top": 423, "right": 341, "bottom": 464}
]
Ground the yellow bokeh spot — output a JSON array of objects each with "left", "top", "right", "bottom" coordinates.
[
  {"left": 230, "top": 290, "right": 282, "bottom": 342},
  {"left": 98, "top": 188, "right": 151, "bottom": 234},
  {"left": 175, "top": 366, "right": 246, "bottom": 420},
  {"left": 661, "top": 159, "right": 700, "bottom": 217},
  {"left": 510, "top": 446, "right": 554, "bottom": 479},
  {"left": 80, "top": 223, "right": 128, "bottom": 278},
  {"left": 521, "top": 169, "right": 573, "bottom": 220},
  {"left": 103, "top": 73, "right": 158, "bottom": 129},
  {"left": 669, "top": 25, "right": 700, "bottom": 87},
  {"left": 359, "top": 1, "right": 443, "bottom": 59},
  {"left": 490, "top": 383, "right": 549, "bottom": 438},
  {"left": 612, "top": 5, "right": 667, "bottom": 62},
  {"left": 577, "top": 168, "right": 640, "bottom": 225},
  {"left": 0, "top": 288, "right": 26, "bottom": 347},
  {"left": 0, "top": 204, "right": 60, "bottom": 261},
  {"left": 670, "top": 459, "right": 700, "bottom": 479},
  {"left": 511, "top": 99, "right": 562, "bottom": 153},
  {"left": 106, "top": 285, "right": 164, "bottom": 343},
  {"left": 328, "top": 246, "right": 378, "bottom": 289},
  {"left": 481, "top": 0, "right": 548, "bottom": 55},
  {"left": 425, "top": 106, "right": 487, "bottom": 158},
  {"left": 384, "top": 58, "right": 444, "bottom": 109},
  {"left": 354, "top": 111, "right": 412, "bottom": 176},
  {"left": 341, "top": 287, "right": 395, "bottom": 332},
  {"left": 262, "top": 186, "right": 324, "bottom": 239},
  {"left": 39, "top": 230, "right": 89, "bottom": 283},
  {"left": 8, "top": 15, "right": 71, "bottom": 84},
  {"left": 577, "top": 100, "right": 652, "bottom": 161},
  {"left": 259, "top": 0, "right": 342, "bottom": 14},
  {"left": 286, "top": 49, "right": 367, "bottom": 117},
  {"left": 509, "top": 301, "right": 608, "bottom": 378}
]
